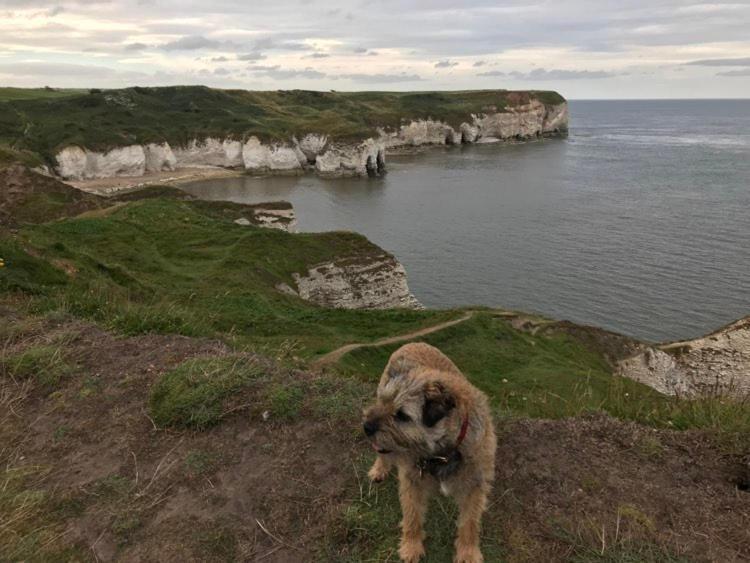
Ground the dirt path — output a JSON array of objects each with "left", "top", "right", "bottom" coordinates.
[{"left": 312, "top": 311, "right": 475, "bottom": 368}]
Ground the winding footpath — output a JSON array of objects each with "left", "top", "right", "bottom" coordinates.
[{"left": 311, "top": 311, "right": 475, "bottom": 369}]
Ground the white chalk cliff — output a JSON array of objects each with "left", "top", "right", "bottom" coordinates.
[
  {"left": 277, "top": 253, "right": 422, "bottom": 310},
  {"left": 617, "top": 317, "right": 750, "bottom": 397},
  {"left": 54, "top": 102, "right": 568, "bottom": 181}
]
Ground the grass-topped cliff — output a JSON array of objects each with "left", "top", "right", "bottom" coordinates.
[
  {"left": 2, "top": 168, "right": 748, "bottom": 561},
  {"left": 0, "top": 86, "right": 565, "bottom": 162}
]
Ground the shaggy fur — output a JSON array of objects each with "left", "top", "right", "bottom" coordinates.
[{"left": 363, "top": 343, "right": 496, "bottom": 563}]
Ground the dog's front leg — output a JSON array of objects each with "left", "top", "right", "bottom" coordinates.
[
  {"left": 397, "top": 466, "right": 428, "bottom": 563},
  {"left": 367, "top": 454, "right": 393, "bottom": 482},
  {"left": 453, "top": 484, "right": 488, "bottom": 563}
]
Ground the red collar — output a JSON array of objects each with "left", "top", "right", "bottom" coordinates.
[{"left": 455, "top": 416, "right": 469, "bottom": 448}]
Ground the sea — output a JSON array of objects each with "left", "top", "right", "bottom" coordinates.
[{"left": 183, "top": 100, "right": 750, "bottom": 342}]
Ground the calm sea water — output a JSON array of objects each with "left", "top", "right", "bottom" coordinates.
[{"left": 183, "top": 100, "right": 750, "bottom": 342}]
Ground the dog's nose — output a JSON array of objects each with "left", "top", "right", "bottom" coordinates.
[{"left": 363, "top": 420, "right": 379, "bottom": 437}]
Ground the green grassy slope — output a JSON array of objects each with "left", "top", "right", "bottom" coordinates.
[
  {"left": 2, "top": 191, "right": 745, "bottom": 441},
  {"left": 0, "top": 196, "right": 456, "bottom": 354},
  {"left": 0, "top": 87, "right": 87, "bottom": 102},
  {"left": 0, "top": 86, "right": 566, "bottom": 162}
]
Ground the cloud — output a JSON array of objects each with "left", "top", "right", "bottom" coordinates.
[
  {"left": 507, "top": 68, "right": 615, "bottom": 80},
  {"left": 686, "top": 57, "right": 750, "bottom": 67},
  {"left": 435, "top": 59, "right": 458, "bottom": 68},
  {"left": 304, "top": 53, "right": 330, "bottom": 59},
  {"left": 477, "top": 70, "right": 505, "bottom": 76},
  {"left": 161, "top": 35, "right": 221, "bottom": 51},
  {"left": 237, "top": 52, "right": 266, "bottom": 61},
  {"left": 717, "top": 68, "right": 750, "bottom": 77},
  {"left": 211, "top": 56, "right": 229, "bottom": 62},
  {"left": 247, "top": 64, "right": 325, "bottom": 79},
  {"left": 337, "top": 72, "right": 424, "bottom": 83},
  {"left": 213, "top": 67, "right": 230, "bottom": 75},
  {"left": 2, "top": 0, "right": 750, "bottom": 96},
  {"left": 252, "top": 37, "right": 309, "bottom": 51},
  {"left": 0, "top": 61, "right": 119, "bottom": 78}
]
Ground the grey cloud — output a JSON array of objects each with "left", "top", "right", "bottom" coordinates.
[
  {"left": 473, "top": 60, "right": 486, "bottom": 67},
  {"left": 247, "top": 64, "right": 325, "bottom": 79},
  {"left": 304, "top": 53, "right": 330, "bottom": 59},
  {"left": 478, "top": 70, "right": 505, "bottom": 76},
  {"left": 435, "top": 59, "right": 458, "bottom": 68},
  {"left": 213, "top": 67, "right": 230, "bottom": 75},
  {"left": 337, "top": 73, "right": 424, "bottom": 83},
  {"left": 211, "top": 56, "right": 229, "bottom": 62},
  {"left": 508, "top": 68, "right": 615, "bottom": 80},
  {"left": 717, "top": 68, "right": 750, "bottom": 77},
  {"left": 237, "top": 52, "right": 266, "bottom": 61},
  {"left": 124, "top": 42, "right": 148, "bottom": 51},
  {"left": 0, "top": 61, "right": 119, "bottom": 77},
  {"left": 686, "top": 58, "right": 750, "bottom": 67},
  {"left": 161, "top": 35, "right": 221, "bottom": 51},
  {"left": 252, "top": 37, "right": 309, "bottom": 51}
]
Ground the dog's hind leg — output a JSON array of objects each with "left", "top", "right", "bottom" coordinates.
[
  {"left": 453, "top": 484, "right": 488, "bottom": 563},
  {"left": 397, "top": 466, "right": 429, "bottom": 562},
  {"left": 367, "top": 454, "right": 393, "bottom": 483}
]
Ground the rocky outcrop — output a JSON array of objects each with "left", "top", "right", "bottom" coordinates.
[
  {"left": 144, "top": 143, "right": 177, "bottom": 173},
  {"left": 279, "top": 253, "right": 422, "bottom": 310},
  {"left": 242, "top": 137, "right": 303, "bottom": 175},
  {"left": 382, "top": 101, "right": 568, "bottom": 150},
  {"left": 56, "top": 145, "right": 147, "bottom": 180},
  {"left": 618, "top": 318, "right": 750, "bottom": 397},
  {"left": 172, "top": 138, "right": 243, "bottom": 168},
  {"left": 315, "top": 139, "right": 385, "bottom": 177},
  {"left": 54, "top": 101, "right": 568, "bottom": 181},
  {"left": 230, "top": 202, "right": 298, "bottom": 232}
]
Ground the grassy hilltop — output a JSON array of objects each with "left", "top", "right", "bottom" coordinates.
[
  {"left": 1, "top": 169, "right": 748, "bottom": 561},
  {"left": 0, "top": 86, "right": 565, "bottom": 163}
]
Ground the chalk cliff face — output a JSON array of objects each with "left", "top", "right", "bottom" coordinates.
[
  {"left": 278, "top": 253, "right": 422, "bottom": 310},
  {"left": 617, "top": 318, "right": 750, "bottom": 397},
  {"left": 54, "top": 101, "right": 568, "bottom": 181}
]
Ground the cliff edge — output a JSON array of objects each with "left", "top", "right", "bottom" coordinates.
[{"left": 0, "top": 87, "right": 567, "bottom": 182}]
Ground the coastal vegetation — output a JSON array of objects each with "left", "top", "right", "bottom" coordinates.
[{"left": 0, "top": 86, "right": 565, "bottom": 163}]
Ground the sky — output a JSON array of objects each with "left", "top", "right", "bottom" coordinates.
[{"left": 1, "top": 0, "right": 749, "bottom": 98}]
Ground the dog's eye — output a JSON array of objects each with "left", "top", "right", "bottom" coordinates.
[{"left": 394, "top": 409, "right": 411, "bottom": 422}]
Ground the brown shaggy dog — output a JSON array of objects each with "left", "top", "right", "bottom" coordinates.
[{"left": 363, "top": 342, "right": 496, "bottom": 563}]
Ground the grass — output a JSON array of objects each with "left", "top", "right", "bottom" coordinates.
[
  {"left": 0, "top": 87, "right": 87, "bottom": 102},
  {"left": 334, "top": 313, "right": 750, "bottom": 451},
  {"left": 0, "top": 455, "right": 86, "bottom": 561},
  {"left": 149, "top": 356, "right": 264, "bottom": 429},
  {"left": 0, "top": 144, "right": 44, "bottom": 168},
  {"left": 3, "top": 196, "right": 456, "bottom": 354},
  {"left": 0, "top": 344, "right": 73, "bottom": 387},
  {"left": 324, "top": 457, "right": 507, "bottom": 562},
  {"left": 0, "top": 86, "right": 566, "bottom": 162}
]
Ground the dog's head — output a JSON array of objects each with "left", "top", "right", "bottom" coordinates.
[{"left": 362, "top": 357, "right": 457, "bottom": 457}]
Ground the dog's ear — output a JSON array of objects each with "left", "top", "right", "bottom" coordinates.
[
  {"left": 387, "top": 356, "right": 417, "bottom": 380},
  {"left": 422, "top": 381, "right": 455, "bottom": 427}
]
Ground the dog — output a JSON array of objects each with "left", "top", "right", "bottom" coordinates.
[{"left": 362, "top": 342, "right": 496, "bottom": 563}]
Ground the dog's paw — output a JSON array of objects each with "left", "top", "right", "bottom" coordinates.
[
  {"left": 368, "top": 463, "right": 390, "bottom": 483},
  {"left": 454, "top": 546, "right": 483, "bottom": 563},
  {"left": 398, "top": 539, "right": 425, "bottom": 562}
]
